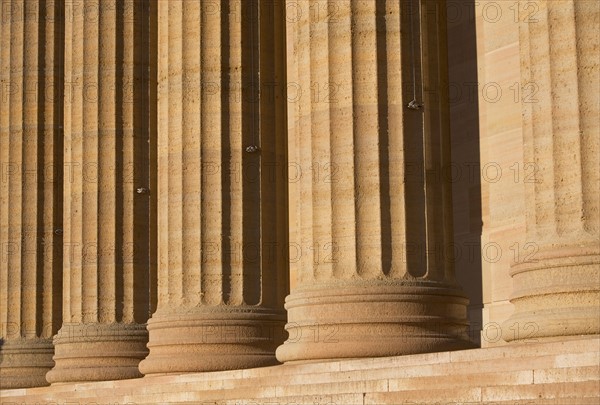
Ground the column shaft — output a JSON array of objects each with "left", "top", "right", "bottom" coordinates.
[
  {"left": 276, "top": 0, "right": 472, "bottom": 362},
  {"left": 46, "top": 0, "right": 151, "bottom": 383},
  {"left": 0, "top": 0, "right": 63, "bottom": 389},
  {"left": 502, "top": 0, "right": 599, "bottom": 341},
  {"left": 139, "top": 0, "right": 288, "bottom": 374}
]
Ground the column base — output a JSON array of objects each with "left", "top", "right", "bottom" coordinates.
[
  {"left": 0, "top": 338, "right": 54, "bottom": 389},
  {"left": 276, "top": 281, "right": 474, "bottom": 363},
  {"left": 45, "top": 323, "right": 148, "bottom": 384},
  {"left": 502, "top": 246, "right": 600, "bottom": 342},
  {"left": 139, "top": 306, "right": 287, "bottom": 375}
]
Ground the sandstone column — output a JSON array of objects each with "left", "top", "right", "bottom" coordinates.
[
  {"left": 277, "top": 0, "right": 472, "bottom": 362},
  {"left": 502, "top": 1, "right": 599, "bottom": 341},
  {"left": 46, "top": 0, "right": 151, "bottom": 383},
  {"left": 0, "top": 0, "right": 63, "bottom": 388},
  {"left": 138, "top": 0, "right": 288, "bottom": 374}
]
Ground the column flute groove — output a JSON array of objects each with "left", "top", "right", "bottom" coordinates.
[
  {"left": 0, "top": 0, "right": 64, "bottom": 389},
  {"left": 502, "top": 0, "right": 599, "bottom": 341},
  {"left": 139, "top": 0, "right": 288, "bottom": 374},
  {"left": 276, "top": 0, "right": 473, "bottom": 362},
  {"left": 46, "top": 0, "right": 151, "bottom": 383}
]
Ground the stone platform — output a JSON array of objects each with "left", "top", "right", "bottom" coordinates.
[{"left": 1, "top": 336, "right": 598, "bottom": 405}]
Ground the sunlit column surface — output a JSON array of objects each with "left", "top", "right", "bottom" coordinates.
[
  {"left": 277, "top": 0, "right": 473, "bottom": 362},
  {"left": 46, "top": 0, "right": 151, "bottom": 383},
  {"left": 502, "top": 0, "right": 600, "bottom": 342},
  {"left": 139, "top": 0, "right": 288, "bottom": 374},
  {"left": 0, "top": 0, "right": 64, "bottom": 389}
]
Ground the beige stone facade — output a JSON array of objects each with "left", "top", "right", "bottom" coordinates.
[{"left": 1, "top": 0, "right": 598, "bottom": 402}]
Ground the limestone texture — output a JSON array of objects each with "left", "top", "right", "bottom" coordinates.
[
  {"left": 2, "top": 336, "right": 598, "bottom": 404},
  {"left": 501, "top": 0, "right": 600, "bottom": 341},
  {"left": 276, "top": 0, "right": 473, "bottom": 363},
  {"left": 45, "top": 0, "right": 152, "bottom": 384},
  {"left": 0, "top": 0, "right": 598, "bottom": 394},
  {"left": 138, "top": 0, "right": 289, "bottom": 375},
  {"left": 0, "top": 0, "right": 63, "bottom": 389}
]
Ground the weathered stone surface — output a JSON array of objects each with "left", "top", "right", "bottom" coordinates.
[
  {"left": 2, "top": 336, "right": 598, "bottom": 404},
  {"left": 0, "top": 0, "right": 63, "bottom": 389},
  {"left": 45, "top": 0, "right": 151, "bottom": 383},
  {"left": 0, "top": 339, "right": 55, "bottom": 389},
  {"left": 0, "top": 0, "right": 597, "bottom": 396},
  {"left": 476, "top": 0, "right": 526, "bottom": 346},
  {"left": 138, "top": 0, "right": 289, "bottom": 375},
  {"left": 277, "top": 0, "right": 473, "bottom": 362},
  {"left": 501, "top": 0, "right": 600, "bottom": 342}
]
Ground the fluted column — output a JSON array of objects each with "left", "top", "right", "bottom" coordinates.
[
  {"left": 139, "top": 0, "right": 288, "bottom": 374},
  {"left": 0, "top": 0, "right": 63, "bottom": 389},
  {"left": 276, "top": 0, "right": 472, "bottom": 362},
  {"left": 46, "top": 0, "right": 151, "bottom": 383},
  {"left": 502, "top": 1, "right": 599, "bottom": 341}
]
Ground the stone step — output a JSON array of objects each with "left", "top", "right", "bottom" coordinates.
[
  {"left": 1, "top": 337, "right": 598, "bottom": 404},
  {"left": 99, "top": 399, "right": 600, "bottom": 405},
  {"left": 75, "top": 346, "right": 600, "bottom": 395},
  {"left": 487, "top": 399, "right": 600, "bottom": 405},
  {"left": 4, "top": 336, "right": 596, "bottom": 397},
  {"left": 365, "top": 381, "right": 599, "bottom": 404},
  {"left": 243, "top": 335, "right": 599, "bottom": 377},
  {"left": 3, "top": 365, "right": 597, "bottom": 405},
  {"left": 40, "top": 350, "right": 597, "bottom": 397},
  {"left": 482, "top": 380, "right": 600, "bottom": 402}
]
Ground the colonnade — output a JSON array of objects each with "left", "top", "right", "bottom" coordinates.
[{"left": 0, "top": 0, "right": 598, "bottom": 389}]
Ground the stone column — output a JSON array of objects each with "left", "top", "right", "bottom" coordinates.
[
  {"left": 0, "top": 0, "right": 63, "bottom": 389},
  {"left": 276, "top": 0, "right": 472, "bottom": 362},
  {"left": 46, "top": 0, "right": 151, "bottom": 383},
  {"left": 502, "top": 1, "right": 599, "bottom": 341},
  {"left": 138, "top": 0, "right": 288, "bottom": 374}
]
